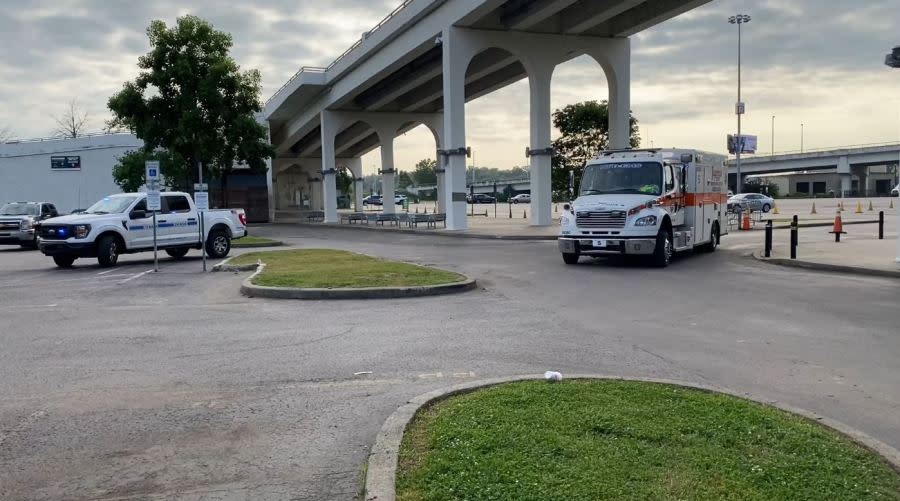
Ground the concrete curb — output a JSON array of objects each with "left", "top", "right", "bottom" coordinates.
[
  {"left": 211, "top": 256, "right": 261, "bottom": 272},
  {"left": 752, "top": 251, "right": 900, "bottom": 279},
  {"left": 364, "top": 374, "right": 900, "bottom": 501},
  {"left": 294, "top": 221, "right": 558, "bottom": 241}
]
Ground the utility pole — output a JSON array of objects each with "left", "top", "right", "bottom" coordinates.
[
  {"left": 801, "top": 123, "right": 804, "bottom": 153},
  {"left": 771, "top": 115, "right": 775, "bottom": 156},
  {"left": 729, "top": 14, "right": 751, "bottom": 194}
]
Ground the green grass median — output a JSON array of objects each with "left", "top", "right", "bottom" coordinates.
[
  {"left": 229, "top": 249, "right": 465, "bottom": 288},
  {"left": 397, "top": 380, "right": 900, "bottom": 500}
]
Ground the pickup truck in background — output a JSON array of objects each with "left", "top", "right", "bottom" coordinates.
[
  {"left": 0, "top": 202, "right": 60, "bottom": 249},
  {"left": 37, "top": 192, "right": 247, "bottom": 268}
]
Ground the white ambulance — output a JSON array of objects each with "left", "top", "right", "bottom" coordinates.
[{"left": 558, "top": 149, "right": 728, "bottom": 267}]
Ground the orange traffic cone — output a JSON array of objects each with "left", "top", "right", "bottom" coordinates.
[
  {"left": 891, "top": 198, "right": 895, "bottom": 209},
  {"left": 868, "top": 200, "right": 874, "bottom": 212},
  {"left": 829, "top": 210, "right": 847, "bottom": 242},
  {"left": 741, "top": 211, "right": 752, "bottom": 231},
  {"left": 810, "top": 202, "right": 817, "bottom": 214},
  {"left": 838, "top": 201, "right": 845, "bottom": 211}
]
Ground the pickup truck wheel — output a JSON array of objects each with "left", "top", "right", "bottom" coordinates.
[
  {"left": 166, "top": 248, "right": 190, "bottom": 260},
  {"left": 97, "top": 235, "right": 120, "bottom": 268},
  {"left": 562, "top": 252, "right": 580, "bottom": 265},
  {"left": 53, "top": 255, "right": 76, "bottom": 268},
  {"left": 652, "top": 229, "right": 673, "bottom": 268},
  {"left": 206, "top": 230, "right": 231, "bottom": 258}
]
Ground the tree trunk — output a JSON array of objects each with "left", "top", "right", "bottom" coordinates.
[{"left": 221, "top": 172, "right": 229, "bottom": 209}]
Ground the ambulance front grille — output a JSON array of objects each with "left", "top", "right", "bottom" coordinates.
[{"left": 576, "top": 211, "right": 626, "bottom": 229}]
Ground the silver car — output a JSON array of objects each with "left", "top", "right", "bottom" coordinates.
[
  {"left": 0, "top": 202, "right": 59, "bottom": 248},
  {"left": 728, "top": 193, "right": 774, "bottom": 213},
  {"left": 510, "top": 193, "right": 531, "bottom": 204}
]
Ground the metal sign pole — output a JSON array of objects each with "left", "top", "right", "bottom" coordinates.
[
  {"left": 152, "top": 212, "right": 158, "bottom": 272},
  {"left": 198, "top": 161, "right": 207, "bottom": 272}
]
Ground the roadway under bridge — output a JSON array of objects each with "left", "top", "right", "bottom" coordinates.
[{"left": 264, "top": 0, "right": 712, "bottom": 229}]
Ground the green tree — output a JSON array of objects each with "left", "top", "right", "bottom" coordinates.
[
  {"left": 107, "top": 15, "right": 273, "bottom": 206},
  {"left": 398, "top": 170, "right": 415, "bottom": 190},
  {"left": 112, "top": 149, "right": 189, "bottom": 193},
  {"left": 412, "top": 158, "right": 437, "bottom": 186},
  {"left": 551, "top": 100, "right": 640, "bottom": 199}
]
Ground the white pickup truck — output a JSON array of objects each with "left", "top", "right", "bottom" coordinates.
[{"left": 37, "top": 192, "right": 247, "bottom": 268}]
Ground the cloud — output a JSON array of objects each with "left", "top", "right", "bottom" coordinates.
[{"left": 1, "top": 0, "right": 897, "bottom": 173}]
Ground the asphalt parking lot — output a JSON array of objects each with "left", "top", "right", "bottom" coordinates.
[{"left": 1, "top": 228, "right": 899, "bottom": 500}]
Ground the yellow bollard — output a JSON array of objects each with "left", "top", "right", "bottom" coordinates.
[
  {"left": 868, "top": 200, "right": 874, "bottom": 211},
  {"left": 855, "top": 201, "right": 863, "bottom": 214},
  {"left": 810, "top": 202, "right": 817, "bottom": 214}
]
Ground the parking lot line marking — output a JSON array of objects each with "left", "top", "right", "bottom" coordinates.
[
  {"left": 119, "top": 269, "right": 154, "bottom": 284},
  {"left": 96, "top": 269, "right": 117, "bottom": 275}
]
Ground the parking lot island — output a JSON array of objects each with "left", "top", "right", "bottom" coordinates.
[
  {"left": 372, "top": 377, "right": 900, "bottom": 501},
  {"left": 230, "top": 249, "right": 476, "bottom": 299}
]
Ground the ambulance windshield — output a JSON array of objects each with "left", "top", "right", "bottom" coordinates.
[{"left": 579, "top": 162, "right": 663, "bottom": 196}]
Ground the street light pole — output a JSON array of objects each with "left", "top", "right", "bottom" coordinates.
[
  {"left": 729, "top": 14, "right": 751, "bottom": 194},
  {"left": 801, "top": 123, "right": 804, "bottom": 153},
  {"left": 771, "top": 115, "right": 775, "bottom": 156},
  {"left": 884, "top": 45, "right": 900, "bottom": 263}
]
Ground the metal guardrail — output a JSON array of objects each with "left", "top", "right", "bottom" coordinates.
[
  {"left": 265, "top": 0, "right": 418, "bottom": 107},
  {"left": 738, "top": 142, "right": 900, "bottom": 159}
]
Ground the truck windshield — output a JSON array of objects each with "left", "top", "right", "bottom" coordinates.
[
  {"left": 0, "top": 203, "right": 39, "bottom": 216},
  {"left": 580, "top": 162, "right": 663, "bottom": 196},
  {"left": 85, "top": 196, "right": 139, "bottom": 214}
]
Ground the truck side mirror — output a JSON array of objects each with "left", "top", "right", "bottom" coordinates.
[{"left": 130, "top": 210, "right": 146, "bottom": 220}]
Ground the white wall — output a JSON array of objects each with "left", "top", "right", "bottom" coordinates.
[{"left": 0, "top": 134, "right": 142, "bottom": 213}]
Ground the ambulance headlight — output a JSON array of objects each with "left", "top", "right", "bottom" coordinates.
[{"left": 634, "top": 215, "right": 657, "bottom": 227}]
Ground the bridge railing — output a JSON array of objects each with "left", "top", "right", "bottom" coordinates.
[
  {"left": 266, "top": 0, "right": 418, "bottom": 108},
  {"left": 742, "top": 141, "right": 900, "bottom": 159}
]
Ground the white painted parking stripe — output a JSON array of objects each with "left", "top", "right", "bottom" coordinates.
[
  {"left": 96, "top": 269, "right": 117, "bottom": 275},
  {"left": 119, "top": 269, "right": 154, "bottom": 284}
]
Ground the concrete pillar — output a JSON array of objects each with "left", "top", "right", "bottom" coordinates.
[
  {"left": 528, "top": 65, "right": 553, "bottom": 226},
  {"left": 266, "top": 127, "right": 275, "bottom": 222},
  {"left": 837, "top": 156, "right": 851, "bottom": 198},
  {"left": 347, "top": 159, "right": 364, "bottom": 212},
  {"left": 320, "top": 111, "right": 338, "bottom": 223},
  {"left": 436, "top": 154, "right": 446, "bottom": 213},
  {"left": 441, "top": 27, "right": 470, "bottom": 230},
  {"left": 380, "top": 138, "right": 396, "bottom": 215},
  {"left": 600, "top": 38, "right": 631, "bottom": 149}
]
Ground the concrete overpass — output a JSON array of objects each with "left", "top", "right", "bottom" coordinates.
[
  {"left": 726, "top": 143, "right": 900, "bottom": 195},
  {"left": 264, "top": 0, "right": 713, "bottom": 229}
]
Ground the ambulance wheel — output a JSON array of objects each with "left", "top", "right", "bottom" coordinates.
[
  {"left": 703, "top": 223, "right": 720, "bottom": 253},
  {"left": 562, "top": 252, "right": 580, "bottom": 265},
  {"left": 652, "top": 228, "right": 673, "bottom": 268}
]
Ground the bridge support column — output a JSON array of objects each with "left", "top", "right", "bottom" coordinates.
[
  {"left": 320, "top": 111, "right": 339, "bottom": 223},
  {"left": 528, "top": 64, "right": 553, "bottom": 226},
  {"left": 442, "top": 27, "right": 472, "bottom": 230},
  {"left": 586, "top": 38, "right": 631, "bottom": 149},
  {"left": 436, "top": 152, "right": 446, "bottom": 213},
  {"left": 837, "top": 156, "right": 851, "bottom": 198},
  {"left": 346, "top": 159, "right": 364, "bottom": 212},
  {"left": 380, "top": 137, "right": 396, "bottom": 215}
]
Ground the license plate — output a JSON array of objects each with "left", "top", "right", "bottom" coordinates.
[{"left": 592, "top": 239, "right": 607, "bottom": 248}]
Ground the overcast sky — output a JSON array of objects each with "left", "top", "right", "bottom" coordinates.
[{"left": 1, "top": 0, "right": 898, "bottom": 173}]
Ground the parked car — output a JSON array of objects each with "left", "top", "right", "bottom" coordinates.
[
  {"left": 0, "top": 202, "right": 59, "bottom": 248},
  {"left": 510, "top": 193, "right": 531, "bottom": 204},
  {"left": 394, "top": 195, "right": 407, "bottom": 205},
  {"left": 363, "top": 195, "right": 383, "bottom": 206},
  {"left": 466, "top": 193, "right": 496, "bottom": 204},
  {"left": 37, "top": 192, "right": 246, "bottom": 268},
  {"left": 892, "top": 183, "right": 899, "bottom": 197},
  {"left": 728, "top": 193, "right": 775, "bottom": 213}
]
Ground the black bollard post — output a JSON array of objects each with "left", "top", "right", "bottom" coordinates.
[
  {"left": 879, "top": 211, "right": 884, "bottom": 240},
  {"left": 790, "top": 215, "right": 798, "bottom": 259},
  {"left": 764, "top": 220, "right": 773, "bottom": 258}
]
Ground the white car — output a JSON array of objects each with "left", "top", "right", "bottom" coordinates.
[
  {"left": 728, "top": 193, "right": 775, "bottom": 213},
  {"left": 510, "top": 194, "right": 531, "bottom": 204},
  {"left": 37, "top": 192, "right": 247, "bottom": 268},
  {"left": 892, "top": 184, "right": 899, "bottom": 197}
]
